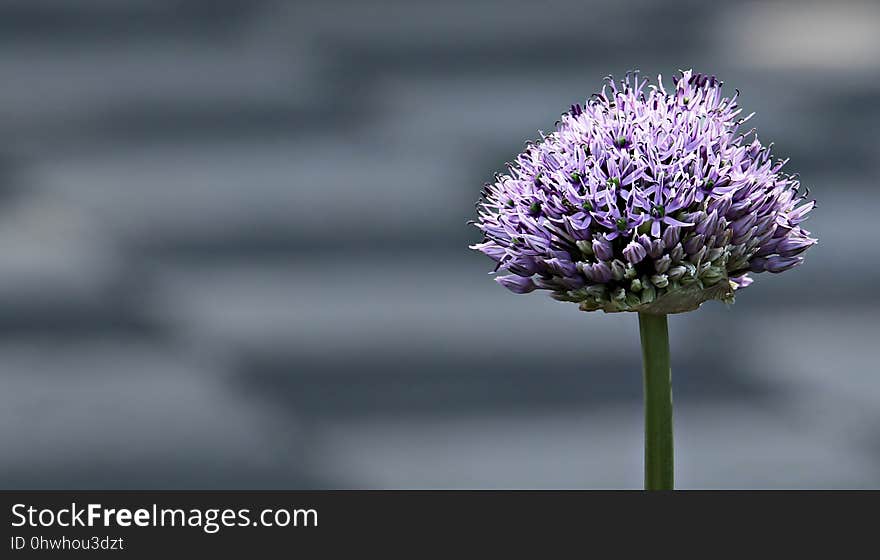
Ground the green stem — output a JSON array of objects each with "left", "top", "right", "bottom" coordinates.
[{"left": 638, "top": 312, "right": 673, "bottom": 490}]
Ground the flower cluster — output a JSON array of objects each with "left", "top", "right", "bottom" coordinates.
[{"left": 472, "top": 70, "right": 816, "bottom": 314}]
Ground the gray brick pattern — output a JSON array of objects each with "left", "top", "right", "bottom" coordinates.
[{"left": 0, "top": 0, "right": 877, "bottom": 488}]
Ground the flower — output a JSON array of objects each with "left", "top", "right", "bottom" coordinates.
[{"left": 471, "top": 70, "right": 817, "bottom": 314}]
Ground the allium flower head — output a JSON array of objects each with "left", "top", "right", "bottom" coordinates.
[{"left": 471, "top": 70, "right": 817, "bottom": 314}]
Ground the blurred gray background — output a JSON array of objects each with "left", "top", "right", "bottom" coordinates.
[{"left": 0, "top": 0, "right": 877, "bottom": 489}]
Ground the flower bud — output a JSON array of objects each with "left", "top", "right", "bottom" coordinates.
[
  {"left": 667, "top": 265, "right": 687, "bottom": 280},
  {"left": 650, "top": 274, "right": 669, "bottom": 288},
  {"left": 534, "top": 276, "right": 563, "bottom": 290},
  {"left": 776, "top": 234, "right": 816, "bottom": 257},
  {"left": 576, "top": 239, "right": 594, "bottom": 255},
  {"left": 748, "top": 257, "right": 768, "bottom": 273},
  {"left": 696, "top": 210, "right": 719, "bottom": 236},
  {"left": 654, "top": 254, "right": 672, "bottom": 274},
  {"left": 688, "top": 246, "right": 707, "bottom": 265},
  {"left": 648, "top": 238, "right": 666, "bottom": 259},
  {"left": 700, "top": 266, "right": 725, "bottom": 286},
  {"left": 507, "top": 258, "right": 539, "bottom": 276},
  {"left": 706, "top": 247, "right": 725, "bottom": 262},
  {"left": 496, "top": 275, "right": 537, "bottom": 294},
  {"left": 560, "top": 275, "right": 586, "bottom": 289},
  {"left": 625, "top": 293, "right": 641, "bottom": 308},
  {"left": 684, "top": 233, "right": 706, "bottom": 255},
  {"left": 732, "top": 225, "right": 757, "bottom": 246},
  {"left": 670, "top": 243, "right": 685, "bottom": 263},
  {"left": 765, "top": 255, "right": 803, "bottom": 273},
  {"left": 731, "top": 213, "right": 757, "bottom": 238},
  {"left": 662, "top": 226, "right": 681, "bottom": 248},
  {"left": 611, "top": 259, "right": 627, "bottom": 281},
  {"left": 592, "top": 236, "right": 613, "bottom": 261},
  {"left": 623, "top": 240, "right": 647, "bottom": 264},
  {"left": 583, "top": 262, "right": 612, "bottom": 283},
  {"left": 708, "top": 195, "right": 732, "bottom": 216},
  {"left": 545, "top": 257, "right": 577, "bottom": 277}
]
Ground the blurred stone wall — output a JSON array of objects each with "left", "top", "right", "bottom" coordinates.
[{"left": 0, "top": 0, "right": 877, "bottom": 488}]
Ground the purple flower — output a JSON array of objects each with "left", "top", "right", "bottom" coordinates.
[
  {"left": 471, "top": 70, "right": 817, "bottom": 313},
  {"left": 592, "top": 195, "right": 647, "bottom": 240},
  {"left": 634, "top": 185, "right": 694, "bottom": 237}
]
